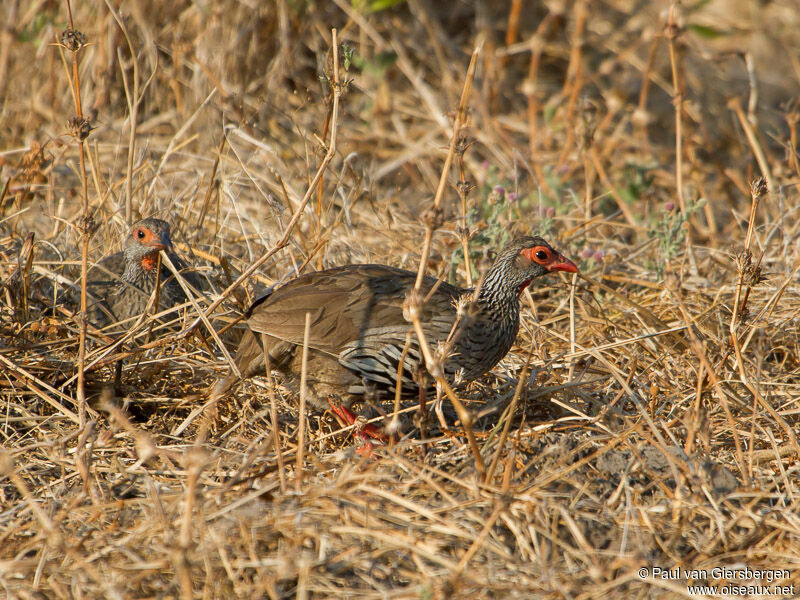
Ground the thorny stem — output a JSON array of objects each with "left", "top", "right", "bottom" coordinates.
[
  {"left": 456, "top": 139, "right": 474, "bottom": 287},
  {"left": 414, "top": 40, "right": 482, "bottom": 291},
  {"left": 62, "top": 0, "right": 90, "bottom": 431},
  {"left": 296, "top": 312, "right": 311, "bottom": 491},
  {"left": 406, "top": 291, "right": 485, "bottom": 477},
  {"left": 568, "top": 271, "right": 578, "bottom": 380},
  {"left": 578, "top": 98, "right": 596, "bottom": 239},
  {"left": 406, "top": 40, "right": 485, "bottom": 477},
  {"left": 315, "top": 81, "right": 334, "bottom": 261},
  {"left": 729, "top": 179, "right": 763, "bottom": 353},
  {"left": 725, "top": 179, "right": 799, "bottom": 467},
  {"left": 298, "top": 28, "right": 341, "bottom": 488}
]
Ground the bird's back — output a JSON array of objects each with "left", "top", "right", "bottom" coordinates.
[{"left": 246, "top": 264, "right": 465, "bottom": 392}]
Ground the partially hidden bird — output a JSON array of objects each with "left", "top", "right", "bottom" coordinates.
[
  {"left": 211, "top": 236, "right": 578, "bottom": 444},
  {"left": 85, "top": 218, "right": 190, "bottom": 329}
]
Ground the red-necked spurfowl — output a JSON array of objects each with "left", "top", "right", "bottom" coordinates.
[
  {"left": 85, "top": 218, "right": 189, "bottom": 329},
  {"left": 212, "top": 236, "right": 578, "bottom": 444}
]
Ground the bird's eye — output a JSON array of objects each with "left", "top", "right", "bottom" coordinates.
[
  {"left": 535, "top": 250, "right": 548, "bottom": 261},
  {"left": 136, "top": 229, "right": 146, "bottom": 239}
]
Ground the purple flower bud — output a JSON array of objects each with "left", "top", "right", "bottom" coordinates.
[
  {"left": 581, "top": 248, "right": 593, "bottom": 259},
  {"left": 507, "top": 192, "right": 518, "bottom": 203},
  {"left": 593, "top": 250, "right": 605, "bottom": 262},
  {"left": 664, "top": 201, "right": 675, "bottom": 212},
  {"left": 546, "top": 206, "right": 555, "bottom": 218},
  {"left": 493, "top": 185, "right": 505, "bottom": 197}
]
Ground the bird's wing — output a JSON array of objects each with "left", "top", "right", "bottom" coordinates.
[
  {"left": 245, "top": 264, "right": 461, "bottom": 360},
  {"left": 85, "top": 252, "right": 126, "bottom": 289}
]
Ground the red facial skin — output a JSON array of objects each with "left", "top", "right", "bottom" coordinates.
[
  {"left": 521, "top": 245, "right": 579, "bottom": 274},
  {"left": 516, "top": 245, "right": 578, "bottom": 295},
  {"left": 140, "top": 254, "right": 159, "bottom": 271},
  {"left": 132, "top": 227, "right": 169, "bottom": 272}
]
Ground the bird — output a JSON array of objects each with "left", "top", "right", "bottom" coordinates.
[
  {"left": 211, "top": 236, "right": 578, "bottom": 444},
  {"left": 84, "top": 218, "right": 190, "bottom": 329}
]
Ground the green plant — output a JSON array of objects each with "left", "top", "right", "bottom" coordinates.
[
  {"left": 352, "top": 0, "right": 406, "bottom": 14},
  {"left": 649, "top": 197, "right": 705, "bottom": 278}
]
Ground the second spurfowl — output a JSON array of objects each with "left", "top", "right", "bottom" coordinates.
[
  {"left": 85, "top": 218, "right": 189, "bottom": 328},
  {"left": 212, "top": 236, "right": 577, "bottom": 439}
]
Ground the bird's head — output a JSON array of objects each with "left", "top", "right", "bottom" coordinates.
[
  {"left": 124, "top": 218, "right": 173, "bottom": 272},
  {"left": 489, "top": 236, "right": 578, "bottom": 295}
]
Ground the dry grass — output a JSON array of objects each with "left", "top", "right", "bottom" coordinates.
[{"left": 2, "top": 1, "right": 800, "bottom": 598}]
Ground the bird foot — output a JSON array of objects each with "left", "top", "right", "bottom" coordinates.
[{"left": 327, "top": 397, "right": 388, "bottom": 449}]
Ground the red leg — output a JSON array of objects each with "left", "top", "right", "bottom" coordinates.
[{"left": 327, "top": 397, "right": 387, "bottom": 447}]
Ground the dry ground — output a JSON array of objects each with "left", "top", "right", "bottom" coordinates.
[{"left": 2, "top": 1, "right": 800, "bottom": 598}]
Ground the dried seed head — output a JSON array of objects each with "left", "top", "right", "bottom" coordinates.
[
  {"left": 420, "top": 206, "right": 444, "bottom": 230},
  {"left": 663, "top": 9, "right": 682, "bottom": 42},
  {"left": 750, "top": 176, "right": 768, "bottom": 199},
  {"left": 456, "top": 180, "right": 475, "bottom": 197},
  {"left": 78, "top": 215, "right": 97, "bottom": 237},
  {"left": 745, "top": 265, "right": 764, "bottom": 287},
  {"left": 737, "top": 305, "right": 750, "bottom": 324},
  {"left": 735, "top": 249, "right": 752, "bottom": 275},
  {"left": 735, "top": 248, "right": 764, "bottom": 289},
  {"left": 60, "top": 28, "right": 87, "bottom": 52},
  {"left": 455, "top": 134, "right": 473, "bottom": 155},
  {"left": 663, "top": 22, "right": 680, "bottom": 40},
  {"left": 433, "top": 340, "right": 452, "bottom": 368},
  {"left": 578, "top": 98, "right": 598, "bottom": 149},
  {"left": 68, "top": 116, "right": 93, "bottom": 141}
]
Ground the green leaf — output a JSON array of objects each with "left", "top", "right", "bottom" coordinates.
[
  {"left": 352, "top": 0, "right": 406, "bottom": 14},
  {"left": 342, "top": 42, "right": 354, "bottom": 71},
  {"left": 687, "top": 24, "right": 727, "bottom": 40}
]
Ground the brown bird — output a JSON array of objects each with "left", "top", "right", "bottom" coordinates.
[
  {"left": 212, "top": 236, "right": 578, "bottom": 442},
  {"left": 85, "top": 218, "right": 189, "bottom": 329}
]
